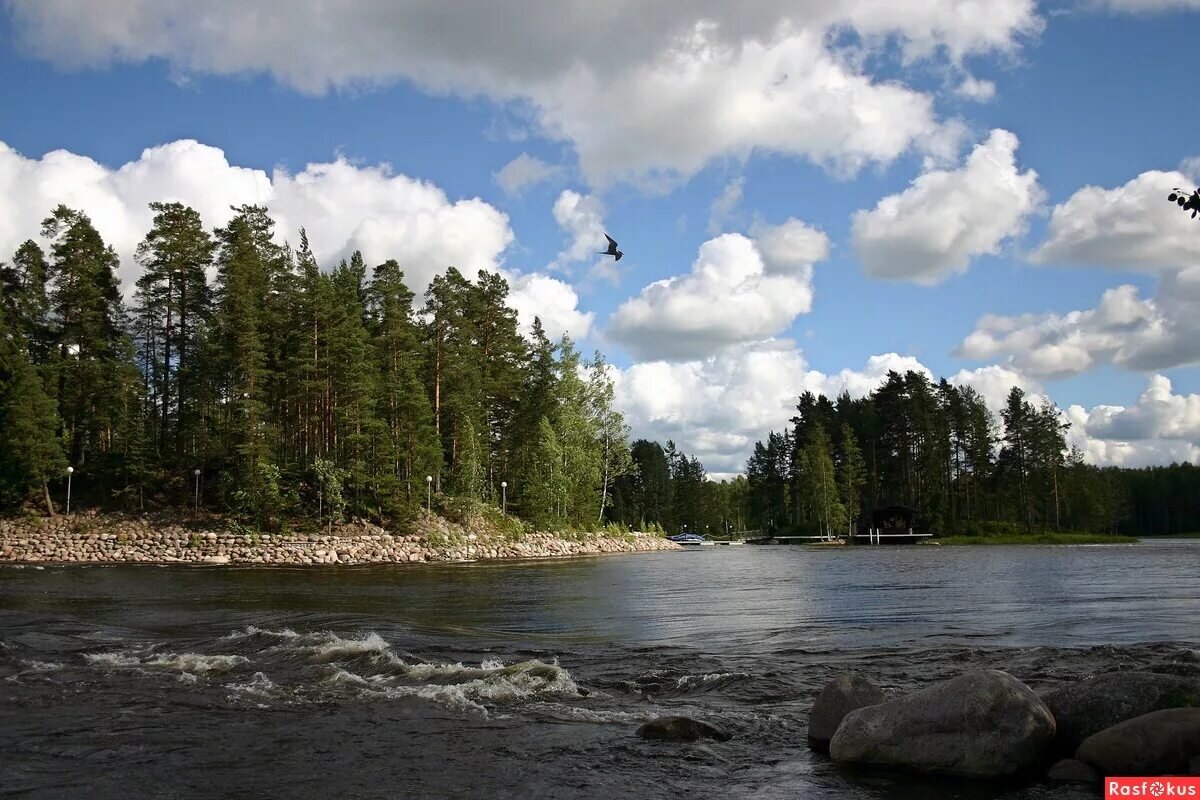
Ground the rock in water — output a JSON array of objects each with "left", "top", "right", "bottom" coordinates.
[
  {"left": 808, "top": 675, "right": 886, "bottom": 753},
  {"left": 829, "top": 670, "right": 1055, "bottom": 778},
  {"left": 1076, "top": 708, "right": 1200, "bottom": 775},
  {"left": 1042, "top": 671, "right": 1200, "bottom": 753},
  {"left": 1046, "top": 758, "right": 1100, "bottom": 784},
  {"left": 636, "top": 716, "right": 731, "bottom": 742}
]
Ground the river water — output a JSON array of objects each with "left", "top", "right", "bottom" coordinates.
[{"left": 2, "top": 539, "right": 1198, "bottom": 799}]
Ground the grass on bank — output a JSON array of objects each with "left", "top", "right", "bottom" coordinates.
[{"left": 934, "top": 532, "right": 1138, "bottom": 545}]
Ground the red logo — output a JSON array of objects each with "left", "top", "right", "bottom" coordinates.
[{"left": 1106, "top": 778, "right": 1200, "bottom": 798}]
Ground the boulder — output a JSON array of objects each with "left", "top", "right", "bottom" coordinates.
[
  {"left": 636, "top": 716, "right": 731, "bottom": 742},
  {"left": 201, "top": 554, "right": 230, "bottom": 565},
  {"left": 1042, "top": 671, "right": 1200, "bottom": 752},
  {"left": 829, "top": 670, "right": 1055, "bottom": 778},
  {"left": 808, "top": 675, "right": 887, "bottom": 753},
  {"left": 1046, "top": 758, "right": 1100, "bottom": 784},
  {"left": 1076, "top": 708, "right": 1200, "bottom": 775}
]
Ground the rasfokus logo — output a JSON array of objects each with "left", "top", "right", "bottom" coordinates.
[{"left": 1106, "top": 778, "right": 1200, "bottom": 798}]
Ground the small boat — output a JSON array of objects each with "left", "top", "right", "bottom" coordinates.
[{"left": 667, "top": 533, "right": 708, "bottom": 545}]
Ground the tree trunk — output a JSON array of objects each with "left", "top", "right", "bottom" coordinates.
[{"left": 43, "top": 481, "right": 56, "bottom": 517}]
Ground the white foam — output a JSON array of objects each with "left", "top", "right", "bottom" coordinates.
[
  {"left": 146, "top": 653, "right": 249, "bottom": 673},
  {"left": 228, "top": 671, "right": 279, "bottom": 698},
  {"left": 306, "top": 632, "right": 393, "bottom": 663},
  {"left": 20, "top": 660, "right": 63, "bottom": 672},
  {"left": 84, "top": 652, "right": 143, "bottom": 668},
  {"left": 675, "top": 671, "right": 750, "bottom": 689},
  {"left": 85, "top": 650, "right": 248, "bottom": 674},
  {"left": 222, "top": 626, "right": 300, "bottom": 640}
]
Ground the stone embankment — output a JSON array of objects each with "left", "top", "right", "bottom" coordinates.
[{"left": 0, "top": 511, "right": 680, "bottom": 566}]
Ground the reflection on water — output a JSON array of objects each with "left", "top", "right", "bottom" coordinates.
[{"left": 1, "top": 539, "right": 1197, "bottom": 798}]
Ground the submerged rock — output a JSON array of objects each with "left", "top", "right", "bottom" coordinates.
[
  {"left": 829, "top": 670, "right": 1055, "bottom": 778},
  {"left": 636, "top": 716, "right": 731, "bottom": 742},
  {"left": 808, "top": 675, "right": 886, "bottom": 753},
  {"left": 1046, "top": 758, "right": 1100, "bottom": 784},
  {"left": 1042, "top": 671, "right": 1200, "bottom": 753},
  {"left": 1076, "top": 708, "right": 1200, "bottom": 775}
]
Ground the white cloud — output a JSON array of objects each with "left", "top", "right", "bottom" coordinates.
[
  {"left": 7, "top": 1, "right": 1041, "bottom": 186},
  {"left": 1065, "top": 375, "right": 1200, "bottom": 467},
  {"left": 613, "top": 342, "right": 939, "bottom": 476},
  {"left": 947, "top": 364, "right": 1045, "bottom": 411},
  {"left": 494, "top": 153, "right": 563, "bottom": 195},
  {"left": 851, "top": 129, "right": 1043, "bottom": 284},
  {"left": 954, "top": 75, "right": 997, "bottom": 102},
  {"left": 607, "top": 223, "right": 828, "bottom": 360},
  {"left": 1033, "top": 169, "right": 1200, "bottom": 271},
  {"left": 507, "top": 273, "right": 595, "bottom": 341},
  {"left": 0, "top": 139, "right": 513, "bottom": 297},
  {"left": 550, "top": 189, "right": 607, "bottom": 268},
  {"left": 708, "top": 177, "right": 744, "bottom": 234}
]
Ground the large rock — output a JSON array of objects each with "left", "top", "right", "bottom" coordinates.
[
  {"left": 829, "top": 670, "right": 1055, "bottom": 778},
  {"left": 636, "top": 716, "right": 731, "bottom": 742},
  {"left": 808, "top": 675, "right": 886, "bottom": 753},
  {"left": 1076, "top": 708, "right": 1200, "bottom": 775},
  {"left": 1043, "top": 671, "right": 1200, "bottom": 752}
]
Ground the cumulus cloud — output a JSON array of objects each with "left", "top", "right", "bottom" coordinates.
[
  {"left": 961, "top": 163, "right": 1200, "bottom": 378},
  {"left": 0, "top": 139, "right": 513, "bottom": 297},
  {"left": 607, "top": 221, "right": 828, "bottom": 360},
  {"left": 507, "top": 273, "right": 595, "bottom": 341},
  {"left": 1065, "top": 375, "right": 1200, "bottom": 467},
  {"left": 550, "top": 189, "right": 607, "bottom": 268},
  {"left": 494, "top": 153, "right": 563, "bottom": 195},
  {"left": 851, "top": 129, "right": 1043, "bottom": 284},
  {"left": 954, "top": 282, "right": 1200, "bottom": 378},
  {"left": 6, "top": 1, "right": 1042, "bottom": 185},
  {"left": 613, "top": 342, "right": 939, "bottom": 477},
  {"left": 954, "top": 75, "right": 997, "bottom": 102},
  {"left": 1032, "top": 169, "right": 1200, "bottom": 271}
]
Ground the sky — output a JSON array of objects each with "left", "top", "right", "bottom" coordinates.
[{"left": 1, "top": 0, "right": 1199, "bottom": 477}]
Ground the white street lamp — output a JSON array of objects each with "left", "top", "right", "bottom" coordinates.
[
  {"left": 66, "top": 466, "right": 73, "bottom": 515},
  {"left": 500, "top": 481, "right": 507, "bottom": 514},
  {"left": 426, "top": 475, "right": 433, "bottom": 512},
  {"left": 193, "top": 469, "right": 202, "bottom": 513}
]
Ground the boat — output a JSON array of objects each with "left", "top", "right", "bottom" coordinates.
[{"left": 667, "top": 533, "right": 708, "bottom": 545}]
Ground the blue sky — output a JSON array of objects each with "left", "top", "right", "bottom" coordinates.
[{"left": 1, "top": 1, "right": 1199, "bottom": 475}]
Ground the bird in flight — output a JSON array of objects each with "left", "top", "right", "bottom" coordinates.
[{"left": 599, "top": 233, "right": 623, "bottom": 261}]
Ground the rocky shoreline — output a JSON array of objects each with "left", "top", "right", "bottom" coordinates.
[{"left": 0, "top": 512, "right": 680, "bottom": 566}]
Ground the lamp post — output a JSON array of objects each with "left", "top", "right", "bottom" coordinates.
[
  {"left": 426, "top": 475, "right": 433, "bottom": 512},
  {"left": 500, "top": 481, "right": 507, "bottom": 514},
  {"left": 193, "top": 469, "right": 201, "bottom": 513},
  {"left": 66, "top": 466, "right": 73, "bottom": 515}
]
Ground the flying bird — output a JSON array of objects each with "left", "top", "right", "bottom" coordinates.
[{"left": 599, "top": 233, "right": 623, "bottom": 261}]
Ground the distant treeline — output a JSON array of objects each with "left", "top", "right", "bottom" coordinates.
[
  {"left": 0, "top": 202, "right": 652, "bottom": 531},
  {"left": 744, "top": 372, "right": 1200, "bottom": 537}
]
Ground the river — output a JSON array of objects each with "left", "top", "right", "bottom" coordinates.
[{"left": 2, "top": 539, "right": 1198, "bottom": 798}]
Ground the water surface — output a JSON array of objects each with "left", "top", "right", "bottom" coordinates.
[{"left": 3, "top": 540, "right": 1197, "bottom": 798}]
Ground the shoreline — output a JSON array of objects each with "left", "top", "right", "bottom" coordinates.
[{"left": 0, "top": 512, "right": 681, "bottom": 567}]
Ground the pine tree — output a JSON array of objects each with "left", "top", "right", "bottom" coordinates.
[
  {"left": 132, "top": 202, "right": 215, "bottom": 463},
  {"left": 367, "top": 259, "right": 439, "bottom": 508},
  {"left": 41, "top": 206, "right": 139, "bottom": 483},
  {"left": 0, "top": 288, "right": 66, "bottom": 513},
  {"left": 211, "top": 206, "right": 280, "bottom": 522},
  {"left": 837, "top": 423, "right": 867, "bottom": 535}
]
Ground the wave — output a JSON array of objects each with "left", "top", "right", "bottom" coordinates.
[{"left": 86, "top": 650, "right": 249, "bottom": 675}]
